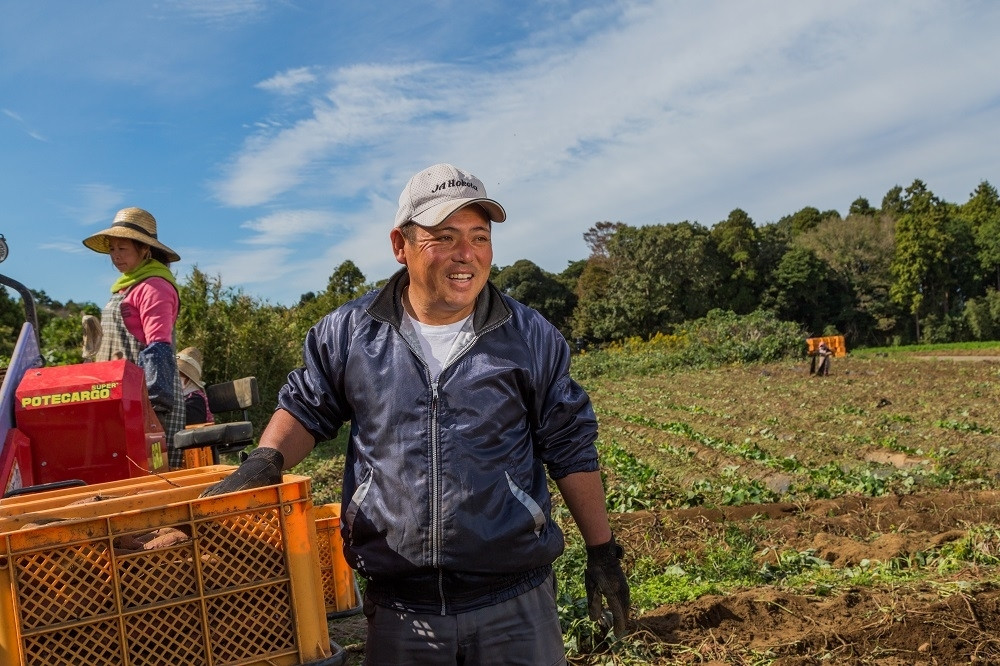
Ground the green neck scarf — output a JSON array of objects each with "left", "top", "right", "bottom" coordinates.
[{"left": 111, "top": 259, "right": 178, "bottom": 294}]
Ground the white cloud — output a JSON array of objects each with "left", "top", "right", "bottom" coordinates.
[
  {"left": 67, "top": 184, "right": 125, "bottom": 226},
  {"left": 205, "top": 1, "right": 1000, "bottom": 300},
  {"left": 212, "top": 62, "right": 462, "bottom": 207},
  {"left": 38, "top": 240, "right": 88, "bottom": 254},
  {"left": 240, "top": 209, "right": 340, "bottom": 245},
  {"left": 182, "top": 246, "right": 296, "bottom": 292},
  {"left": 256, "top": 67, "right": 317, "bottom": 95},
  {"left": 164, "top": 0, "right": 269, "bottom": 24},
  {"left": 2, "top": 107, "right": 48, "bottom": 142}
]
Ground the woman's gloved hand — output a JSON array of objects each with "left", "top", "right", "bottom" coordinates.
[
  {"left": 584, "top": 533, "right": 631, "bottom": 638},
  {"left": 200, "top": 447, "right": 284, "bottom": 497},
  {"left": 139, "top": 341, "right": 178, "bottom": 413}
]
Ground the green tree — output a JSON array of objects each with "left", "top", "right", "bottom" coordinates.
[
  {"left": 752, "top": 222, "right": 792, "bottom": 303},
  {"left": 0, "top": 283, "right": 100, "bottom": 365},
  {"left": 176, "top": 267, "right": 302, "bottom": 433},
  {"left": 596, "top": 222, "right": 722, "bottom": 341},
  {"left": 570, "top": 257, "right": 614, "bottom": 347},
  {"left": 796, "top": 212, "right": 898, "bottom": 345},
  {"left": 558, "top": 259, "right": 587, "bottom": 292},
  {"left": 582, "top": 221, "right": 625, "bottom": 259},
  {"left": 571, "top": 222, "right": 626, "bottom": 346},
  {"left": 0, "top": 286, "right": 24, "bottom": 361},
  {"left": 39, "top": 301, "right": 101, "bottom": 365},
  {"left": 711, "top": 209, "right": 760, "bottom": 314},
  {"left": 494, "top": 259, "right": 576, "bottom": 336},
  {"left": 776, "top": 206, "right": 834, "bottom": 238},
  {"left": 963, "top": 288, "right": 1000, "bottom": 341},
  {"left": 761, "top": 246, "right": 846, "bottom": 336},
  {"left": 292, "top": 261, "right": 370, "bottom": 341},
  {"left": 881, "top": 185, "right": 905, "bottom": 218},
  {"left": 889, "top": 180, "right": 970, "bottom": 341},
  {"left": 849, "top": 197, "right": 877, "bottom": 218},
  {"left": 961, "top": 180, "right": 1000, "bottom": 289}
]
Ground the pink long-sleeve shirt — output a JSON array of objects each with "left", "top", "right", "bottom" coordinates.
[{"left": 119, "top": 277, "right": 179, "bottom": 345}]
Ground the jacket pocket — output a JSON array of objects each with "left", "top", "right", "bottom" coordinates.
[
  {"left": 345, "top": 464, "right": 373, "bottom": 532},
  {"left": 506, "top": 471, "right": 545, "bottom": 537}
]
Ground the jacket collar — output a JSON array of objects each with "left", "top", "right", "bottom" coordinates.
[{"left": 369, "top": 268, "right": 511, "bottom": 333}]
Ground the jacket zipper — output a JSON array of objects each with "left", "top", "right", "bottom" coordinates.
[
  {"left": 430, "top": 380, "right": 446, "bottom": 614},
  {"left": 429, "top": 326, "right": 514, "bottom": 614},
  {"left": 430, "top": 333, "right": 480, "bottom": 615},
  {"left": 396, "top": 315, "right": 508, "bottom": 615}
]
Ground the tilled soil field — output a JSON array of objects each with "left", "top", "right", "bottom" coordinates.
[
  {"left": 617, "top": 490, "right": 1000, "bottom": 665},
  {"left": 329, "top": 352, "right": 1000, "bottom": 664},
  {"left": 332, "top": 489, "right": 1000, "bottom": 665}
]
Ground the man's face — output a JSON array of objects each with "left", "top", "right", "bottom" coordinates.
[{"left": 391, "top": 205, "right": 493, "bottom": 325}]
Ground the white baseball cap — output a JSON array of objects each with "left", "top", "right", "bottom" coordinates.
[{"left": 394, "top": 163, "right": 506, "bottom": 228}]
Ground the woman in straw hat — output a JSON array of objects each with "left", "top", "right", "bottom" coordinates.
[
  {"left": 177, "top": 346, "right": 214, "bottom": 426},
  {"left": 83, "top": 207, "right": 186, "bottom": 469}
]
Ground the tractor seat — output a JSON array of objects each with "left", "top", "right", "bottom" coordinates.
[{"left": 173, "top": 376, "right": 260, "bottom": 462}]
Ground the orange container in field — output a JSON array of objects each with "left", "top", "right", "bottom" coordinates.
[
  {"left": 314, "top": 503, "right": 361, "bottom": 617},
  {"left": 0, "top": 466, "right": 344, "bottom": 666},
  {"left": 806, "top": 335, "right": 847, "bottom": 357}
]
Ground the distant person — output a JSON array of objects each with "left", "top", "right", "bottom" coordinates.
[
  {"left": 177, "top": 346, "right": 214, "bottom": 426},
  {"left": 83, "top": 207, "right": 185, "bottom": 468},
  {"left": 814, "top": 341, "right": 833, "bottom": 376},
  {"left": 81, "top": 313, "right": 102, "bottom": 361},
  {"left": 203, "top": 163, "right": 631, "bottom": 663}
]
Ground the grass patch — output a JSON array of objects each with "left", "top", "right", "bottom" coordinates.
[{"left": 854, "top": 340, "right": 1000, "bottom": 356}]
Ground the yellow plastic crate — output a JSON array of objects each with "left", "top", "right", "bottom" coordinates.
[
  {"left": 313, "top": 504, "right": 360, "bottom": 617},
  {"left": 0, "top": 466, "right": 343, "bottom": 666}
]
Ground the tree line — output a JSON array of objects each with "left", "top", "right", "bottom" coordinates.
[
  {"left": 504, "top": 177, "right": 1000, "bottom": 349},
  {"left": 2, "top": 177, "right": 998, "bottom": 430}
]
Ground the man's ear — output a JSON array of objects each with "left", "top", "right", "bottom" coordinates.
[{"left": 390, "top": 228, "right": 407, "bottom": 265}]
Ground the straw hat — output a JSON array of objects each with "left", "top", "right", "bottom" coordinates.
[
  {"left": 82, "top": 207, "right": 181, "bottom": 263},
  {"left": 176, "top": 347, "right": 205, "bottom": 388}
]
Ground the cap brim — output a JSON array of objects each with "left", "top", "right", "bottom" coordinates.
[{"left": 405, "top": 198, "right": 506, "bottom": 228}]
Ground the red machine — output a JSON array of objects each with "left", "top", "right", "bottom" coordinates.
[
  {"left": 4, "top": 358, "right": 169, "bottom": 490},
  {"left": 1, "top": 245, "right": 170, "bottom": 496}
]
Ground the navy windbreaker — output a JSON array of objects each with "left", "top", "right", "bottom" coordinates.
[{"left": 277, "top": 268, "right": 599, "bottom": 613}]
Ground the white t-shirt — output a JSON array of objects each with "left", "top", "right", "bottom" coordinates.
[{"left": 404, "top": 312, "right": 474, "bottom": 380}]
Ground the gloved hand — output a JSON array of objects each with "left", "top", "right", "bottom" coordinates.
[
  {"left": 139, "top": 341, "right": 179, "bottom": 414},
  {"left": 200, "top": 447, "right": 284, "bottom": 497},
  {"left": 585, "top": 534, "right": 631, "bottom": 638}
]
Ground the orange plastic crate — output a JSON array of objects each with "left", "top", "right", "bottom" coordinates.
[
  {"left": 313, "top": 504, "right": 360, "bottom": 617},
  {"left": 806, "top": 335, "right": 847, "bottom": 357},
  {"left": 0, "top": 466, "right": 343, "bottom": 666}
]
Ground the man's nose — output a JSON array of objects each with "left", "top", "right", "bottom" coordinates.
[{"left": 452, "top": 238, "right": 474, "bottom": 261}]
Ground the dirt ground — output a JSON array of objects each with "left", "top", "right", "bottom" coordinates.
[
  {"left": 325, "top": 354, "right": 1000, "bottom": 664},
  {"left": 328, "top": 490, "right": 1000, "bottom": 665},
  {"left": 328, "top": 613, "right": 367, "bottom": 665},
  {"left": 613, "top": 490, "right": 1000, "bottom": 665}
]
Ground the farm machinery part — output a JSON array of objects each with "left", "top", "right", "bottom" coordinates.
[{"left": 0, "top": 234, "right": 357, "bottom": 665}]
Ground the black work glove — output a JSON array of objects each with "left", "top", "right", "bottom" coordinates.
[
  {"left": 200, "top": 447, "right": 284, "bottom": 497},
  {"left": 585, "top": 534, "right": 631, "bottom": 638}
]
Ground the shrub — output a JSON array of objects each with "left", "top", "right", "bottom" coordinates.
[{"left": 572, "top": 309, "right": 805, "bottom": 380}]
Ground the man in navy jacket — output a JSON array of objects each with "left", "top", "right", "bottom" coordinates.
[{"left": 206, "top": 163, "right": 629, "bottom": 664}]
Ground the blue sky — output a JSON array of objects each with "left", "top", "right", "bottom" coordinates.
[{"left": 1, "top": 0, "right": 998, "bottom": 308}]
